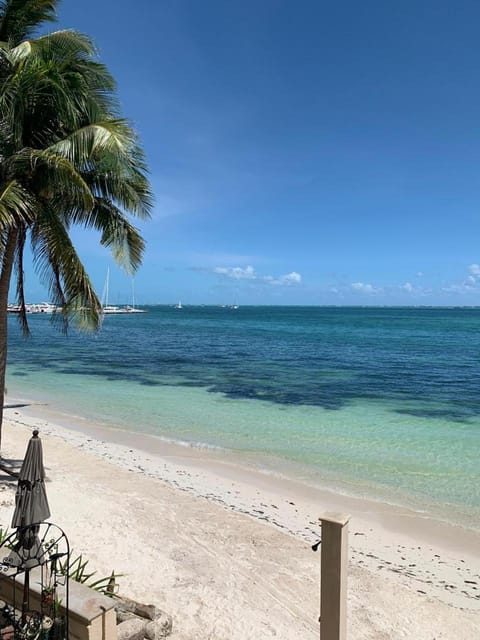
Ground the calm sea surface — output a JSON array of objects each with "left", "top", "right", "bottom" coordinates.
[{"left": 6, "top": 306, "right": 480, "bottom": 529}]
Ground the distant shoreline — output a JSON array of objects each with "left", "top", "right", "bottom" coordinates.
[{"left": 11, "top": 303, "right": 480, "bottom": 309}]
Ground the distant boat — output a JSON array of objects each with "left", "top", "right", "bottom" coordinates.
[
  {"left": 7, "top": 304, "right": 21, "bottom": 313},
  {"left": 123, "top": 305, "right": 146, "bottom": 314},
  {"left": 7, "top": 302, "right": 60, "bottom": 314},
  {"left": 175, "top": 300, "right": 183, "bottom": 309},
  {"left": 101, "top": 268, "right": 146, "bottom": 314},
  {"left": 103, "top": 304, "right": 129, "bottom": 314},
  {"left": 124, "top": 279, "right": 146, "bottom": 313},
  {"left": 33, "top": 302, "right": 60, "bottom": 313}
]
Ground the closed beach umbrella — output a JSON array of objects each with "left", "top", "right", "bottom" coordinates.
[
  {"left": 12, "top": 430, "right": 50, "bottom": 529},
  {"left": 11, "top": 430, "right": 50, "bottom": 616}
]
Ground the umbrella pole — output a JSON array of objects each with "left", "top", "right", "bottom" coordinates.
[{"left": 22, "top": 567, "right": 30, "bottom": 618}]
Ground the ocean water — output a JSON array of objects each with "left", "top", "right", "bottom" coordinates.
[{"left": 5, "top": 306, "right": 480, "bottom": 530}]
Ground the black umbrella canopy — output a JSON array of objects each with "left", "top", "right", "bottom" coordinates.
[
  {"left": 8, "top": 431, "right": 51, "bottom": 615},
  {"left": 12, "top": 430, "right": 50, "bottom": 529}
]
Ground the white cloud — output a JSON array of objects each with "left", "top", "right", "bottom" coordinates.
[
  {"left": 398, "top": 282, "right": 431, "bottom": 296},
  {"left": 213, "top": 265, "right": 257, "bottom": 280},
  {"left": 351, "top": 282, "right": 381, "bottom": 294},
  {"left": 213, "top": 266, "right": 302, "bottom": 287},
  {"left": 468, "top": 263, "right": 480, "bottom": 278},
  {"left": 442, "top": 283, "right": 471, "bottom": 294},
  {"left": 416, "top": 271, "right": 424, "bottom": 278},
  {"left": 443, "top": 263, "right": 480, "bottom": 294},
  {"left": 276, "top": 271, "right": 302, "bottom": 286}
]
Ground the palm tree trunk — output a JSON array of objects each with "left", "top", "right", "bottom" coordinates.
[{"left": 0, "top": 228, "right": 18, "bottom": 454}]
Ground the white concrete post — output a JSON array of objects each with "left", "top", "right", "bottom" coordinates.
[{"left": 319, "top": 513, "right": 350, "bottom": 640}]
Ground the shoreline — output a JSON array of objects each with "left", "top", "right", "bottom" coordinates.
[
  {"left": 12, "top": 395, "right": 480, "bottom": 553},
  {"left": 9, "top": 388, "right": 480, "bottom": 538},
  {"left": 1, "top": 398, "right": 479, "bottom": 637}
]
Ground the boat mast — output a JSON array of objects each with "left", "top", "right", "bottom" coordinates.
[{"left": 101, "top": 267, "right": 110, "bottom": 308}]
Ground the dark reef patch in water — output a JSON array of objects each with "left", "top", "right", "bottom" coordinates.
[
  {"left": 394, "top": 407, "right": 474, "bottom": 423},
  {"left": 7, "top": 307, "right": 480, "bottom": 418}
]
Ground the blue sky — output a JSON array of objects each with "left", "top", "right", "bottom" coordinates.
[{"left": 21, "top": 0, "right": 480, "bottom": 305}]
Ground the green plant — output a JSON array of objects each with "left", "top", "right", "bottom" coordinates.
[
  {"left": 0, "top": 527, "right": 124, "bottom": 604},
  {"left": 0, "top": 527, "right": 121, "bottom": 597},
  {"left": 0, "top": 526, "right": 10, "bottom": 546},
  {"left": 58, "top": 553, "right": 122, "bottom": 597}
]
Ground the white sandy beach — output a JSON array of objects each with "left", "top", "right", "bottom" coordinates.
[{"left": 0, "top": 399, "right": 479, "bottom": 639}]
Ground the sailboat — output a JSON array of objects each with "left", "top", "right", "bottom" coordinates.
[
  {"left": 175, "top": 300, "right": 183, "bottom": 309},
  {"left": 101, "top": 267, "right": 125, "bottom": 314},
  {"left": 124, "top": 279, "right": 146, "bottom": 313},
  {"left": 101, "top": 269, "right": 146, "bottom": 314}
]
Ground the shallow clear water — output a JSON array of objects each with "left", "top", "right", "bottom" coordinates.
[{"left": 6, "top": 306, "right": 480, "bottom": 529}]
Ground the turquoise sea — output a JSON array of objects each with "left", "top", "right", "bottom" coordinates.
[{"left": 6, "top": 306, "right": 480, "bottom": 531}]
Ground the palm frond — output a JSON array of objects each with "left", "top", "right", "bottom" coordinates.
[
  {"left": 11, "top": 148, "right": 95, "bottom": 211},
  {"left": 48, "top": 119, "right": 138, "bottom": 163},
  {"left": 31, "top": 207, "right": 102, "bottom": 332},
  {"left": 13, "top": 225, "right": 30, "bottom": 335},
  {"left": 8, "top": 38, "right": 31, "bottom": 63},
  {"left": 0, "top": 36, "right": 117, "bottom": 148},
  {"left": 0, "top": 0, "right": 57, "bottom": 44},
  {"left": 16, "top": 30, "right": 117, "bottom": 114},
  {"left": 25, "top": 29, "right": 96, "bottom": 61},
  {"left": 93, "top": 199, "right": 145, "bottom": 274},
  {"left": 0, "top": 180, "right": 35, "bottom": 226}
]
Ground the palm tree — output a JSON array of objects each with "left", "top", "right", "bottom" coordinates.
[{"left": 0, "top": 0, "right": 153, "bottom": 452}]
